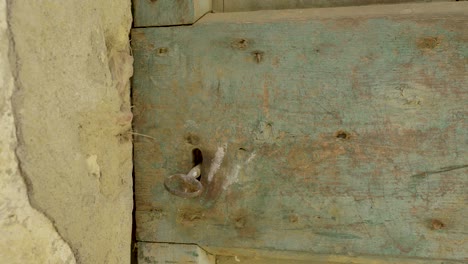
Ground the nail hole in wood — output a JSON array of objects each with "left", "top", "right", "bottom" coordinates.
[
  {"left": 232, "top": 38, "right": 249, "bottom": 49},
  {"left": 253, "top": 51, "right": 264, "bottom": 63},
  {"left": 185, "top": 133, "right": 200, "bottom": 145},
  {"left": 157, "top": 47, "right": 168, "bottom": 55},
  {"left": 335, "top": 130, "right": 350, "bottom": 140},
  {"left": 431, "top": 219, "right": 445, "bottom": 230}
]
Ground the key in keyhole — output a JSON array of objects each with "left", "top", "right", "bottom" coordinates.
[{"left": 192, "top": 148, "right": 203, "bottom": 180}]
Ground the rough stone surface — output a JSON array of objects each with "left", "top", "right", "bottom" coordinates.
[
  {"left": 1, "top": 0, "right": 133, "bottom": 263},
  {"left": 0, "top": 1, "right": 76, "bottom": 263}
]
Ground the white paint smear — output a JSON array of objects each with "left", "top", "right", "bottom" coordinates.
[
  {"left": 245, "top": 151, "right": 256, "bottom": 164},
  {"left": 207, "top": 144, "right": 226, "bottom": 182},
  {"left": 223, "top": 151, "right": 257, "bottom": 190}
]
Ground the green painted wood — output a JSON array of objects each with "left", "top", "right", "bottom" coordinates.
[
  {"left": 212, "top": 0, "right": 224, "bottom": 12},
  {"left": 138, "top": 242, "right": 215, "bottom": 264},
  {"left": 132, "top": 2, "right": 468, "bottom": 261},
  {"left": 214, "top": 0, "right": 451, "bottom": 12},
  {"left": 216, "top": 254, "right": 466, "bottom": 264},
  {"left": 133, "top": 0, "right": 211, "bottom": 27}
]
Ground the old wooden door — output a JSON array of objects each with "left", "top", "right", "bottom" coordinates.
[{"left": 132, "top": 1, "right": 468, "bottom": 263}]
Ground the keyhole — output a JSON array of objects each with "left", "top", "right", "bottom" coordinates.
[{"left": 192, "top": 148, "right": 203, "bottom": 180}]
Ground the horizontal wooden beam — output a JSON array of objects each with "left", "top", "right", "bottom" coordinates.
[
  {"left": 211, "top": 246, "right": 467, "bottom": 264},
  {"left": 213, "top": 0, "right": 450, "bottom": 13},
  {"left": 205, "top": 1, "right": 467, "bottom": 24},
  {"left": 133, "top": 0, "right": 211, "bottom": 27}
]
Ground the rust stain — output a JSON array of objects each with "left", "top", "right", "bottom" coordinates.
[
  {"left": 417, "top": 36, "right": 442, "bottom": 50},
  {"left": 231, "top": 210, "right": 257, "bottom": 238}
]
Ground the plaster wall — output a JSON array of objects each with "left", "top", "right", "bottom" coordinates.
[{"left": 1, "top": 0, "right": 133, "bottom": 263}]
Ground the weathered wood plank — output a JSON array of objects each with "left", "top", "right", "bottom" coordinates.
[
  {"left": 216, "top": 254, "right": 467, "bottom": 264},
  {"left": 215, "top": 0, "right": 450, "bottom": 12},
  {"left": 206, "top": 1, "right": 467, "bottom": 23},
  {"left": 138, "top": 242, "right": 215, "bottom": 264},
  {"left": 212, "top": 0, "right": 224, "bottom": 12},
  {"left": 133, "top": 0, "right": 211, "bottom": 27},
  {"left": 132, "top": 2, "right": 468, "bottom": 261}
]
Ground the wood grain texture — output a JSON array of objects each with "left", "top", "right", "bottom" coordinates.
[
  {"left": 133, "top": 0, "right": 211, "bottom": 27},
  {"left": 217, "top": 0, "right": 451, "bottom": 12},
  {"left": 138, "top": 242, "right": 215, "bottom": 263},
  {"left": 132, "top": 2, "right": 468, "bottom": 261}
]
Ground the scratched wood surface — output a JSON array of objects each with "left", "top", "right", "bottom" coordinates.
[{"left": 132, "top": 2, "right": 468, "bottom": 262}]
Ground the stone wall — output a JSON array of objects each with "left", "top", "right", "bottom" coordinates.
[{"left": 0, "top": 0, "right": 133, "bottom": 263}]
